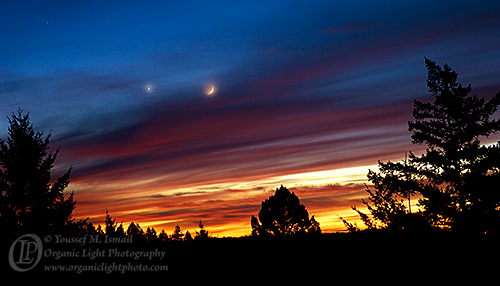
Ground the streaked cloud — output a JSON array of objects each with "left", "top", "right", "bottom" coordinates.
[{"left": 1, "top": 0, "right": 499, "bottom": 236}]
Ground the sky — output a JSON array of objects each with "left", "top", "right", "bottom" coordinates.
[{"left": 1, "top": 0, "right": 500, "bottom": 236}]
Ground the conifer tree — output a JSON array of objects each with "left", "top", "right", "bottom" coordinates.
[
  {"left": 352, "top": 59, "right": 500, "bottom": 233},
  {"left": 104, "top": 210, "right": 117, "bottom": 236},
  {"left": 126, "top": 221, "right": 145, "bottom": 241},
  {"left": 145, "top": 227, "right": 157, "bottom": 242},
  {"left": 158, "top": 229, "right": 169, "bottom": 243},
  {"left": 251, "top": 185, "right": 321, "bottom": 236},
  {"left": 0, "top": 110, "right": 75, "bottom": 240},
  {"left": 171, "top": 225, "right": 184, "bottom": 241},
  {"left": 195, "top": 220, "right": 210, "bottom": 240},
  {"left": 184, "top": 230, "right": 193, "bottom": 241}
]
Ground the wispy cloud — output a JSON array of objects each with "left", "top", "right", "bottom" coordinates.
[{"left": 1, "top": 0, "right": 499, "bottom": 236}]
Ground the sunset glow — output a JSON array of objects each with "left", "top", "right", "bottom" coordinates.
[
  {"left": 71, "top": 165, "right": 377, "bottom": 236},
  {"left": 2, "top": 1, "right": 500, "bottom": 238}
]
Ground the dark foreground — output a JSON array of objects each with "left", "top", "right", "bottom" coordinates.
[{"left": 3, "top": 231, "right": 498, "bottom": 283}]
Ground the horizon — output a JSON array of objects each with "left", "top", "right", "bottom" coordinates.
[{"left": 2, "top": 0, "right": 500, "bottom": 237}]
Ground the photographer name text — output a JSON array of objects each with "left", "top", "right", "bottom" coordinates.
[{"left": 47, "top": 234, "right": 133, "bottom": 246}]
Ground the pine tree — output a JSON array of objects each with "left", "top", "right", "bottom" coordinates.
[
  {"left": 0, "top": 109, "right": 75, "bottom": 240},
  {"left": 408, "top": 58, "right": 500, "bottom": 232},
  {"left": 126, "top": 222, "right": 145, "bottom": 242},
  {"left": 95, "top": 224, "right": 104, "bottom": 236},
  {"left": 158, "top": 229, "right": 169, "bottom": 243},
  {"left": 195, "top": 220, "right": 210, "bottom": 240},
  {"left": 145, "top": 227, "right": 157, "bottom": 242},
  {"left": 184, "top": 230, "right": 193, "bottom": 241},
  {"left": 352, "top": 59, "right": 500, "bottom": 233},
  {"left": 104, "top": 210, "right": 117, "bottom": 236},
  {"left": 116, "top": 222, "right": 126, "bottom": 237},
  {"left": 171, "top": 225, "right": 184, "bottom": 241},
  {"left": 251, "top": 185, "right": 321, "bottom": 236}
]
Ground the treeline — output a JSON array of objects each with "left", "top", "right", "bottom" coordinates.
[
  {"left": 0, "top": 110, "right": 216, "bottom": 244},
  {"left": 75, "top": 210, "right": 211, "bottom": 243},
  {"left": 2, "top": 58, "right": 500, "bottom": 245}
]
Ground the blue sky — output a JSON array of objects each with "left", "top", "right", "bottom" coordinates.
[{"left": 1, "top": 0, "right": 500, "bottom": 235}]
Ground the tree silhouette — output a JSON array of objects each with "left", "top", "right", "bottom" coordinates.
[
  {"left": 251, "top": 185, "right": 321, "bottom": 236},
  {"left": 171, "top": 225, "right": 184, "bottom": 241},
  {"left": 158, "top": 229, "right": 169, "bottom": 243},
  {"left": 352, "top": 59, "right": 500, "bottom": 233},
  {"left": 410, "top": 58, "right": 500, "bottom": 232},
  {"left": 95, "top": 224, "right": 104, "bottom": 236},
  {"left": 338, "top": 214, "right": 360, "bottom": 233},
  {"left": 104, "top": 210, "right": 117, "bottom": 236},
  {"left": 354, "top": 165, "right": 427, "bottom": 231},
  {"left": 126, "top": 221, "right": 145, "bottom": 242},
  {"left": 115, "top": 222, "right": 126, "bottom": 237},
  {"left": 0, "top": 109, "right": 75, "bottom": 240},
  {"left": 145, "top": 227, "right": 158, "bottom": 242},
  {"left": 195, "top": 220, "right": 210, "bottom": 240},
  {"left": 184, "top": 230, "right": 193, "bottom": 241},
  {"left": 71, "top": 218, "right": 96, "bottom": 236}
]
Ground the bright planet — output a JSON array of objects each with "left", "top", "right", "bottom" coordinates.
[{"left": 2, "top": 0, "right": 500, "bottom": 239}]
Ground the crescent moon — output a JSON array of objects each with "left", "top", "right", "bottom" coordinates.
[{"left": 207, "top": 86, "right": 215, "bottom": 95}]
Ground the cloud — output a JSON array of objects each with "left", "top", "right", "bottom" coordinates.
[
  {"left": 58, "top": 91, "right": 414, "bottom": 185},
  {"left": 3, "top": 0, "right": 500, "bottom": 237},
  {"left": 74, "top": 182, "right": 370, "bottom": 236}
]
